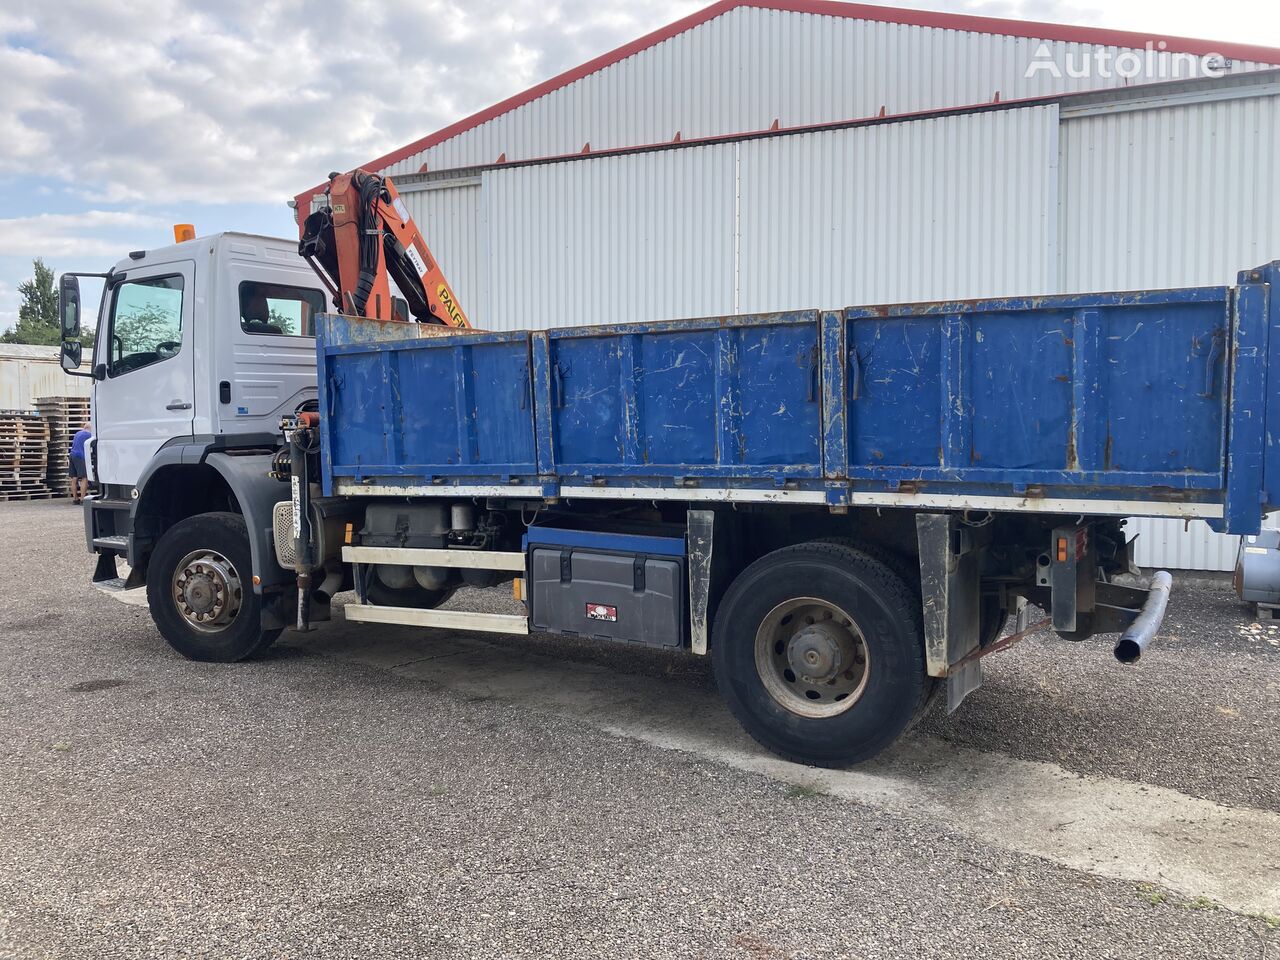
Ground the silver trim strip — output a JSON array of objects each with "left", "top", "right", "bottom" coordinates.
[
  {"left": 342, "top": 545, "right": 525, "bottom": 571},
  {"left": 335, "top": 482, "right": 547, "bottom": 498},
  {"left": 345, "top": 603, "right": 529, "bottom": 634},
  {"left": 333, "top": 480, "right": 1221, "bottom": 518},
  {"left": 846, "top": 492, "right": 1223, "bottom": 519}
]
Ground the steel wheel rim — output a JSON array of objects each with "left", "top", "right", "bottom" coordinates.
[
  {"left": 754, "top": 597, "right": 870, "bottom": 718},
  {"left": 172, "top": 548, "right": 243, "bottom": 634}
]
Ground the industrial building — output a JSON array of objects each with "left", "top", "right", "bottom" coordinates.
[
  {"left": 0, "top": 344, "right": 91, "bottom": 410},
  {"left": 295, "top": 0, "right": 1280, "bottom": 571}
]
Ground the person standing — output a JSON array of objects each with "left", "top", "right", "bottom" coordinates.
[{"left": 69, "top": 424, "right": 92, "bottom": 504}]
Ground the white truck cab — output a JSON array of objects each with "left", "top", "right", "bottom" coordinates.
[{"left": 59, "top": 231, "right": 329, "bottom": 653}]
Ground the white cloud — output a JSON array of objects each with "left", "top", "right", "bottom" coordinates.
[
  {"left": 0, "top": 210, "right": 167, "bottom": 257},
  {"left": 0, "top": 0, "right": 702, "bottom": 206}
]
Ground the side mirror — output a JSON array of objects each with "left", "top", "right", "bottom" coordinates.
[
  {"left": 60, "top": 339, "right": 83, "bottom": 372},
  {"left": 59, "top": 273, "right": 81, "bottom": 339},
  {"left": 59, "top": 273, "right": 83, "bottom": 373}
]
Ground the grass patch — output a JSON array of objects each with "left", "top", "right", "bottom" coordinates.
[
  {"left": 785, "top": 783, "right": 823, "bottom": 800},
  {"left": 1137, "top": 884, "right": 1167, "bottom": 906},
  {"left": 1135, "top": 886, "right": 1280, "bottom": 931}
]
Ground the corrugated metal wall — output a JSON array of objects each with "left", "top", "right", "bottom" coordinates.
[
  {"left": 1059, "top": 94, "right": 1280, "bottom": 293},
  {"left": 401, "top": 179, "right": 487, "bottom": 325},
  {"left": 1128, "top": 517, "right": 1239, "bottom": 572},
  {"left": 0, "top": 350, "right": 92, "bottom": 410},
  {"left": 482, "top": 145, "right": 737, "bottom": 327},
  {"left": 418, "top": 105, "right": 1057, "bottom": 330},
  {"left": 735, "top": 106, "right": 1057, "bottom": 311},
  {"left": 382, "top": 6, "right": 1271, "bottom": 176}
]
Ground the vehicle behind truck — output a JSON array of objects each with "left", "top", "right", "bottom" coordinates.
[{"left": 56, "top": 209, "right": 1280, "bottom": 768}]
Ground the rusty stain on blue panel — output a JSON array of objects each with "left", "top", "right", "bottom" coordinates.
[
  {"left": 1223, "top": 282, "right": 1269, "bottom": 534},
  {"left": 820, "top": 312, "right": 846, "bottom": 479},
  {"left": 1071, "top": 309, "right": 1104, "bottom": 473}
]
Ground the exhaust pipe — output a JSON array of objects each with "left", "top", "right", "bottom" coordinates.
[
  {"left": 313, "top": 568, "right": 343, "bottom": 605},
  {"left": 1114, "top": 570, "right": 1173, "bottom": 664}
]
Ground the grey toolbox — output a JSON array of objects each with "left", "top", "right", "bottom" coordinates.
[{"left": 525, "top": 524, "right": 687, "bottom": 648}]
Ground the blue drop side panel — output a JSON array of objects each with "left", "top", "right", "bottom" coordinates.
[
  {"left": 969, "top": 309, "right": 1072, "bottom": 471},
  {"left": 545, "top": 313, "right": 822, "bottom": 478},
  {"left": 322, "top": 327, "right": 536, "bottom": 479},
  {"left": 327, "top": 352, "right": 388, "bottom": 473},
  {"left": 846, "top": 317, "right": 942, "bottom": 467},
  {"left": 842, "top": 286, "right": 1233, "bottom": 490},
  {"left": 314, "top": 266, "right": 1278, "bottom": 534},
  {"left": 1100, "top": 300, "right": 1229, "bottom": 475}
]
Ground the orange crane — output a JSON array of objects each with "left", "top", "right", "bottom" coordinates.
[{"left": 299, "top": 169, "right": 470, "bottom": 328}]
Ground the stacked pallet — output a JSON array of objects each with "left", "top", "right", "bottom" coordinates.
[
  {"left": 36, "top": 396, "right": 91, "bottom": 493},
  {"left": 0, "top": 410, "right": 54, "bottom": 500}
]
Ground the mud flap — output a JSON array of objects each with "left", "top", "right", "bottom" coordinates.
[{"left": 915, "top": 512, "right": 987, "bottom": 712}]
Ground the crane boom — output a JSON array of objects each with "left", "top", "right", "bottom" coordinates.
[{"left": 298, "top": 169, "right": 470, "bottom": 328}]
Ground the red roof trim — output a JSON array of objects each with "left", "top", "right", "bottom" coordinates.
[{"left": 293, "top": 0, "right": 1280, "bottom": 210}]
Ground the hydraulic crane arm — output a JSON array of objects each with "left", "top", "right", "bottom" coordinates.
[{"left": 298, "top": 169, "right": 470, "bottom": 328}]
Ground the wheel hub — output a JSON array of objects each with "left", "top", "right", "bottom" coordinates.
[
  {"left": 172, "top": 550, "right": 242, "bottom": 633},
  {"left": 786, "top": 622, "right": 852, "bottom": 683},
  {"left": 754, "top": 598, "right": 871, "bottom": 719}
]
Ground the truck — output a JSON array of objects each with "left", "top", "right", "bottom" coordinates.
[{"left": 56, "top": 176, "right": 1280, "bottom": 768}]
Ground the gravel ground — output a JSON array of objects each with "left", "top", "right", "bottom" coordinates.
[{"left": 1, "top": 500, "right": 1277, "bottom": 959}]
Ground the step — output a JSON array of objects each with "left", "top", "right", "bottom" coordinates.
[
  {"left": 344, "top": 603, "right": 529, "bottom": 634},
  {"left": 342, "top": 545, "right": 525, "bottom": 571},
  {"left": 93, "top": 535, "right": 129, "bottom": 550}
]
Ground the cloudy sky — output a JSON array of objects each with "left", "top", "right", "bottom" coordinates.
[{"left": 0, "top": 0, "right": 1276, "bottom": 333}]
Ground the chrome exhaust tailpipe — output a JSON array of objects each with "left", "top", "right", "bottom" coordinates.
[{"left": 1114, "top": 570, "right": 1173, "bottom": 664}]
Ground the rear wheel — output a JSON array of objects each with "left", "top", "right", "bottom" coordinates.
[
  {"left": 146, "top": 512, "right": 281, "bottom": 662},
  {"left": 712, "top": 541, "right": 931, "bottom": 767},
  {"left": 365, "top": 579, "right": 455, "bottom": 609}
]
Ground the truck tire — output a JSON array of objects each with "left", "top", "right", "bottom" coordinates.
[
  {"left": 980, "top": 595, "right": 1009, "bottom": 647},
  {"left": 145, "top": 512, "right": 282, "bottom": 662},
  {"left": 711, "top": 541, "right": 932, "bottom": 767},
  {"left": 365, "top": 580, "right": 455, "bottom": 609}
]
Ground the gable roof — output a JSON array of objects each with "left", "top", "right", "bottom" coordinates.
[{"left": 294, "top": 0, "right": 1280, "bottom": 209}]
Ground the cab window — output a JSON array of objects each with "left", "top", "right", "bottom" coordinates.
[
  {"left": 108, "top": 275, "right": 184, "bottom": 376},
  {"left": 239, "top": 281, "right": 325, "bottom": 336}
]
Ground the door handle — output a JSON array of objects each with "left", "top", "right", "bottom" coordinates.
[{"left": 166, "top": 400, "right": 192, "bottom": 411}]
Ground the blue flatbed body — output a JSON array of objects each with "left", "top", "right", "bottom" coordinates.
[{"left": 315, "top": 262, "right": 1280, "bottom": 535}]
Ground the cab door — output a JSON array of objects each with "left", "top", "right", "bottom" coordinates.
[{"left": 92, "top": 261, "right": 196, "bottom": 486}]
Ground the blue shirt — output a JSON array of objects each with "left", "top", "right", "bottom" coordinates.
[{"left": 71, "top": 429, "right": 91, "bottom": 459}]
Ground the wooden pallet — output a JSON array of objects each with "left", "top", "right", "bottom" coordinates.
[
  {"left": 0, "top": 489, "right": 61, "bottom": 501},
  {"left": 34, "top": 397, "right": 90, "bottom": 488},
  {"left": 0, "top": 410, "right": 53, "bottom": 498}
]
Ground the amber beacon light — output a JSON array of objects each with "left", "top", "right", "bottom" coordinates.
[{"left": 173, "top": 223, "right": 196, "bottom": 243}]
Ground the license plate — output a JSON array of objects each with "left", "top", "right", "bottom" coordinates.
[{"left": 586, "top": 603, "right": 617, "bottom": 622}]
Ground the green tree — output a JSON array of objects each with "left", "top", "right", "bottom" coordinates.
[
  {"left": 114, "top": 303, "right": 177, "bottom": 354},
  {"left": 1, "top": 258, "right": 96, "bottom": 350},
  {"left": 2, "top": 258, "right": 59, "bottom": 345}
]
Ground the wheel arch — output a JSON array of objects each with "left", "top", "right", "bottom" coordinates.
[{"left": 131, "top": 449, "right": 289, "bottom": 594}]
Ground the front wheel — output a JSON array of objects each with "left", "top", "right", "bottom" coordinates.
[
  {"left": 145, "top": 512, "right": 281, "bottom": 662},
  {"left": 712, "top": 541, "right": 932, "bottom": 767}
]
